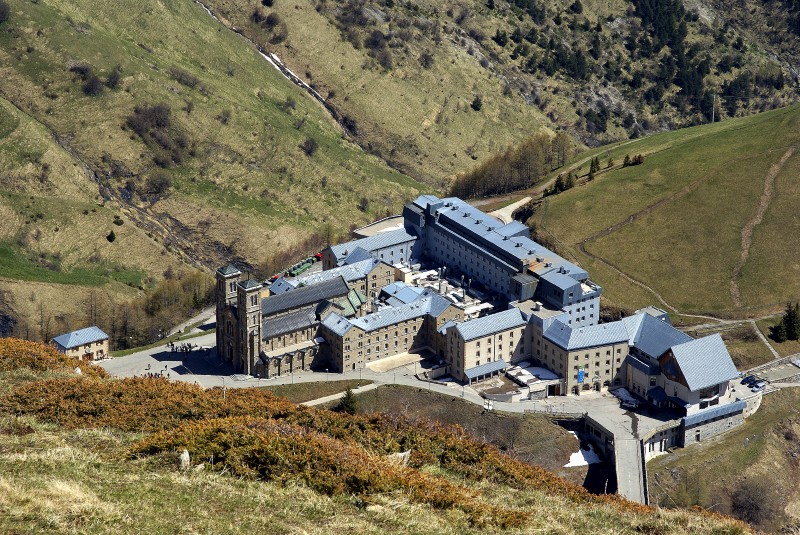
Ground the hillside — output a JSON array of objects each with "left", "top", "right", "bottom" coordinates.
[
  {"left": 203, "top": 0, "right": 799, "bottom": 185},
  {"left": 0, "top": 338, "right": 752, "bottom": 534},
  {"left": 525, "top": 104, "right": 800, "bottom": 319},
  {"left": 648, "top": 388, "right": 800, "bottom": 533},
  {"left": 0, "top": 0, "right": 425, "bottom": 338}
]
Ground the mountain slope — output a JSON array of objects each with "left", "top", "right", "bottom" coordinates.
[
  {"left": 204, "top": 0, "right": 799, "bottom": 185},
  {"left": 0, "top": 0, "right": 425, "bottom": 336},
  {"left": 527, "top": 104, "right": 800, "bottom": 318},
  {"left": 0, "top": 339, "right": 753, "bottom": 534}
]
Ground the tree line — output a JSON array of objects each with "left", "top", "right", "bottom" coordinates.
[
  {"left": 449, "top": 132, "right": 572, "bottom": 199},
  {"left": 9, "top": 270, "right": 214, "bottom": 351},
  {"left": 771, "top": 302, "right": 800, "bottom": 342}
]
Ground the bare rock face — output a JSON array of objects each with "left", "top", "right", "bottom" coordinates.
[
  {"left": 179, "top": 448, "right": 191, "bottom": 470},
  {"left": 385, "top": 449, "right": 411, "bottom": 467}
]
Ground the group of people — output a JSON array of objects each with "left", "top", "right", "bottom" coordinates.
[{"left": 169, "top": 341, "right": 197, "bottom": 353}]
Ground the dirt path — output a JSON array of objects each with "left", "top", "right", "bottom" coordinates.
[{"left": 730, "top": 147, "right": 796, "bottom": 307}]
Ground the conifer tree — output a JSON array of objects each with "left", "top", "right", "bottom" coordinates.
[
  {"left": 339, "top": 387, "right": 358, "bottom": 414},
  {"left": 784, "top": 302, "right": 799, "bottom": 341}
]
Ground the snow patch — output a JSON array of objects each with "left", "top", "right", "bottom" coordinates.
[{"left": 564, "top": 431, "right": 602, "bottom": 467}]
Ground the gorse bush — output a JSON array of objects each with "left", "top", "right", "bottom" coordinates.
[
  {"left": 0, "top": 338, "right": 107, "bottom": 378},
  {"left": 130, "top": 416, "right": 527, "bottom": 527}
]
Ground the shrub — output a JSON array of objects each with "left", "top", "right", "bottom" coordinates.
[
  {"left": 106, "top": 230, "right": 116, "bottom": 242},
  {"left": 300, "top": 138, "right": 318, "bottom": 156},
  {"left": 169, "top": 66, "right": 200, "bottom": 89},
  {"left": 105, "top": 66, "right": 121, "bottom": 89},
  {"left": 0, "top": 1, "right": 9, "bottom": 24},
  {"left": 69, "top": 63, "right": 93, "bottom": 81},
  {"left": 471, "top": 96, "right": 482, "bottom": 111},
  {"left": 146, "top": 171, "right": 172, "bottom": 196},
  {"left": 0, "top": 338, "right": 107, "bottom": 377},
  {"left": 83, "top": 75, "right": 104, "bottom": 96}
]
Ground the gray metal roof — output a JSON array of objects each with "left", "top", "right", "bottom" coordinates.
[
  {"left": 668, "top": 333, "right": 739, "bottom": 392},
  {"left": 465, "top": 359, "right": 507, "bottom": 379},
  {"left": 349, "top": 294, "right": 451, "bottom": 333},
  {"left": 53, "top": 326, "right": 108, "bottom": 350},
  {"left": 299, "top": 259, "right": 378, "bottom": 286},
  {"left": 268, "top": 277, "right": 297, "bottom": 295},
  {"left": 217, "top": 264, "right": 241, "bottom": 276},
  {"left": 329, "top": 229, "right": 416, "bottom": 262},
  {"left": 262, "top": 308, "right": 316, "bottom": 339},
  {"left": 342, "top": 247, "right": 375, "bottom": 265},
  {"left": 623, "top": 313, "right": 692, "bottom": 359},
  {"left": 683, "top": 400, "right": 747, "bottom": 427},
  {"left": 321, "top": 312, "right": 352, "bottom": 337},
  {"left": 262, "top": 276, "right": 349, "bottom": 316},
  {"left": 381, "top": 282, "right": 426, "bottom": 305},
  {"left": 455, "top": 308, "right": 526, "bottom": 342},
  {"left": 538, "top": 270, "right": 581, "bottom": 292},
  {"left": 544, "top": 319, "right": 629, "bottom": 351}
]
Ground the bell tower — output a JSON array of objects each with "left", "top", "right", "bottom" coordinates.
[
  {"left": 215, "top": 264, "right": 241, "bottom": 364},
  {"left": 236, "top": 278, "right": 263, "bottom": 375}
]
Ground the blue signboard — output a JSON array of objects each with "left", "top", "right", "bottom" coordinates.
[{"left": 577, "top": 368, "right": 585, "bottom": 384}]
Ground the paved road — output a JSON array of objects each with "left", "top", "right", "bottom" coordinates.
[
  {"left": 488, "top": 196, "right": 532, "bottom": 224},
  {"left": 615, "top": 439, "right": 645, "bottom": 503},
  {"left": 99, "top": 336, "right": 626, "bottom": 416}
]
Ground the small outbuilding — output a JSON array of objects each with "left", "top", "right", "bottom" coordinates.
[{"left": 53, "top": 326, "right": 109, "bottom": 361}]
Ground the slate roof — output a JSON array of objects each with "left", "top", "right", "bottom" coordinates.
[
  {"left": 262, "top": 277, "right": 349, "bottom": 316},
  {"left": 668, "top": 333, "right": 739, "bottom": 392},
  {"left": 238, "top": 278, "right": 262, "bottom": 290},
  {"left": 626, "top": 354, "right": 660, "bottom": 375},
  {"left": 321, "top": 312, "right": 353, "bottom": 337},
  {"left": 539, "top": 270, "right": 581, "bottom": 292},
  {"left": 299, "top": 259, "right": 377, "bottom": 286},
  {"left": 216, "top": 264, "right": 241, "bottom": 276},
  {"left": 349, "top": 294, "right": 451, "bottom": 332},
  {"left": 683, "top": 400, "right": 747, "bottom": 427},
  {"left": 544, "top": 319, "right": 630, "bottom": 351},
  {"left": 455, "top": 308, "right": 526, "bottom": 342},
  {"left": 53, "top": 326, "right": 108, "bottom": 350},
  {"left": 329, "top": 229, "right": 416, "bottom": 263},
  {"left": 268, "top": 277, "right": 297, "bottom": 295},
  {"left": 381, "top": 282, "right": 426, "bottom": 305},
  {"left": 342, "top": 247, "right": 375, "bottom": 265},
  {"left": 623, "top": 313, "right": 692, "bottom": 359},
  {"left": 465, "top": 359, "right": 507, "bottom": 380},
  {"left": 262, "top": 308, "right": 317, "bottom": 339}
]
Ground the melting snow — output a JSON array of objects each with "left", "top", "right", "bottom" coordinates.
[{"left": 564, "top": 431, "right": 602, "bottom": 467}]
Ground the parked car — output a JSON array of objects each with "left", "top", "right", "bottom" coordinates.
[
  {"left": 620, "top": 400, "right": 639, "bottom": 410},
  {"left": 314, "top": 252, "right": 323, "bottom": 260},
  {"left": 752, "top": 380, "right": 767, "bottom": 389},
  {"left": 751, "top": 384, "right": 766, "bottom": 393},
  {"left": 741, "top": 375, "right": 756, "bottom": 386}
]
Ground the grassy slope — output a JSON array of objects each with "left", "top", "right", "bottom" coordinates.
[
  {"left": 0, "top": 94, "right": 182, "bottom": 334},
  {"left": 0, "top": 0, "right": 425, "bottom": 330},
  {"left": 0, "top": 341, "right": 751, "bottom": 534},
  {"left": 205, "top": 0, "right": 555, "bottom": 189},
  {"left": 206, "top": 0, "right": 798, "bottom": 187},
  {"left": 648, "top": 388, "right": 800, "bottom": 532},
  {"left": 531, "top": 105, "right": 800, "bottom": 317}
]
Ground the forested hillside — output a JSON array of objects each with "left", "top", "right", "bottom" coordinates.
[{"left": 205, "top": 0, "right": 799, "bottom": 184}]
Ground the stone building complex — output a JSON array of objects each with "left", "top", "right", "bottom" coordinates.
[{"left": 216, "top": 195, "right": 747, "bottom": 437}]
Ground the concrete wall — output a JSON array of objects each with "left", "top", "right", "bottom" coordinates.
[{"left": 684, "top": 411, "right": 745, "bottom": 444}]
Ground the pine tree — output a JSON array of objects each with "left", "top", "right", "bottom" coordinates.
[
  {"left": 784, "top": 302, "right": 798, "bottom": 341},
  {"left": 773, "top": 321, "right": 788, "bottom": 343},
  {"left": 339, "top": 387, "right": 358, "bottom": 414},
  {"left": 623, "top": 154, "right": 631, "bottom": 167}
]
